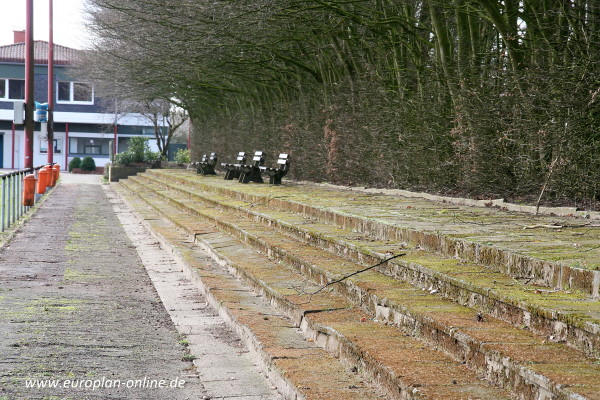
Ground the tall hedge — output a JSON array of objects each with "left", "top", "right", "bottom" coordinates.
[{"left": 85, "top": 0, "right": 600, "bottom": 208}]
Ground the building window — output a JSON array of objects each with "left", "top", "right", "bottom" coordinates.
[
  {"left": 69, "top": 137, "right": 110, "bottom": 155},
  {"left": 57, "top": 81, "right": 93, "bottom": 104},
  {"left": 0, "top": 79, "right": 25, "bottom": 100},
  {"left": 40, "top": 138, "right": 62, "bottom": 154},
  {"left": 57, "top": 82, "right": 69, "bottom": 101},
  {"left": 84, "top": 145, "right": 101, "bottom": 154}
]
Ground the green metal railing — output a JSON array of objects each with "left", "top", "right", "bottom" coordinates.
[{"left": 1, "top": 165, "right": 47, "bottom": 232}]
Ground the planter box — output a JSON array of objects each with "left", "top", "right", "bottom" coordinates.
[
  {"left": 72, "top": 167, "right": 105, "bottom": 175},
  {"left": 108, "top": 165, "right": 149, "bottom": 182},
  {"left": 161, "top": 161, "right": 189, "bottom": 169}
]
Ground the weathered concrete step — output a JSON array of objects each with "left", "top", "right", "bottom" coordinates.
[
  {"left": 116, "top": 181, "right": 515, "bottom": 400},
  {"left": 108, "top": 187, "right": 283, "bottom": 399},
  {"left": 120, "top": 177, "right": 600, "bottom": 400},
  {"left": 147, "top": 169, "right": 600, "bottom": 299},
  {"left": 135, "top": 173, "right": 600, "bottom": 360},
  {"left": 112, "top": 183, "right": 384, "bottom": 400}
]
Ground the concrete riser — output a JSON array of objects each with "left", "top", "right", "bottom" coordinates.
[
  {"left": 115, "top": 184, "right": 388, "bottom": 400},
  {"left": 161, "top": 236, "right": 304, "bottom": 400},
  {"left": 192, "top": 238, "right": 413, "bottom": 400},
  {"left": 122, "top": 177, "right": 593, "bottom": 400},
  {"left": 121, "top": 180, "right": 499, "bottom": 399},
  {"left": 138, "top": 174, "right": 600, "bottom": 359},
  {"left": 156, "top": 173, "right": 599, "bottom": 299}
]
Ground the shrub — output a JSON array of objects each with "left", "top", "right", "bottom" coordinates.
[
  {"left": 115, "top": 137, "right": 162, "bottom": 165},
  {"left": 174, "top": 149, "right": 191, "bottom": 164},
  {"left": 80, "top": 156, "right": 96, "bottom": 171},
  {"left": 144, "top": 150, "right": 162, "bottom": 162},
  {"left": 115, "top": 152, "right": 134, "bottom": 166},
  {"left": 68, "top": 157, "right": 81, "bottom": 172},
  {"left": 128, "top": 136, "right": 150, "bottom": 162}
]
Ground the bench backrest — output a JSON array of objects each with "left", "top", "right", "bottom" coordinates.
[
  {"left": 252, "top": 151, "right": 266, "bottom": 167},
  {"left": 277, "top": 153, "right": 290, "bottom": 170},
  {"left": 236, "top": 152, "right": 247, "bottom": 164}
]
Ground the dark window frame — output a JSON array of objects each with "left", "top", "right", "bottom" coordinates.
[
  {"left": 56, "top": 81, "right": 94, "bottom": 104},
  {"left": 0, "top": 79, "right": 26, "bottom": 100}
]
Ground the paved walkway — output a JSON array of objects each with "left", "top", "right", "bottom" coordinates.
[
  {"left": 0, "top": 174, "right": 280, "bottom": 399},
  {"left": 58, "top": 171, "right": 104, "bottom": 185}
]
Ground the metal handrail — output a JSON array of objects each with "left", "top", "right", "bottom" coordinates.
[{"left": 1, "top": 164, "right": 49, "bottom": 232}]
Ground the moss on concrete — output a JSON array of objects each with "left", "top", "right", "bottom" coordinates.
[{"left": 120, "top": 169, "right": 600, "bottom": 399}]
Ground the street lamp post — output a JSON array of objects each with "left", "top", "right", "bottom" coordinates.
[{"left": 24, "top": 0, "right": 34, "bottom": 169}]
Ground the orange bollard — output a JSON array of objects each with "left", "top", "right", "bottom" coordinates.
[
  {"left": 43, "top": 166, "right": 55, "bottom": 188},
  {"left": 37, "top": 168, "right": 50, "bottom": 194},
  {"left": 23, "top": 174, "right": 37, "bottom": 206},
  {"left": 49, "top": 165, "right": 58, "bottom": 187},
  {"left": 53, "top": 164, "right": 61, "bottom": 181}
]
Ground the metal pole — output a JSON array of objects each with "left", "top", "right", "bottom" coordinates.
[
  {"left": 47, "top": 0, "right": 55, "bottom": 164},
  {"left": 24, "top": 0, "right": 35, "bottom": 169},
  {"left": 10, "top": 174, "right": 14, "bottom": 225},
  {"left": 17, "top": 173, "right": 20, "bottom": 219},
  {"left": 7, "top": 175, "right": 11, "bottom": 228},
  {"left": 13, "top": 173, "right": 16, "bottom": 223},
  {"left": 65, "top": 122, "right": 69, "bottom": 167},
  {"left": 20, "top": 172, "right": 23, "bottom": 217},
  {"left": 11, "top": 174, "right": 15, "bottom": 225},
  {"left": 11, "top": 122, "right": 15, "bottom": 169},
  {"left": 19, "top": 172, "right": 23, "bottom": 218},
  {"left": 1, "top": 177, "right": 5, "bottom": 232}
]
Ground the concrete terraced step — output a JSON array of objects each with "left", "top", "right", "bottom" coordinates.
[
  {"left": 114, "top": 181, "right": 514, "bottom": 400},
  {"left": 135, "top": 172, "right": 600, "bottom": 360},
  {"left": 147, "top": 169, "right": 600, "bottom": 299},
  {"left": 112, "top": 184, "right": 385, "bottom": 400},
  {"left": 120, "top": 175, "right": 600, "bottom": 400}
]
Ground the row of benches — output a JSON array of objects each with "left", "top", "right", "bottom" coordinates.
[{"left": 195, "top": 151, "right": 290, "bottom": 185}]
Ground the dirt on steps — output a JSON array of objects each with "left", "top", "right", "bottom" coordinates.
[
  {"left": 116, "top": 170, "right": 598, "bottom": 398},
  {"left": 113, "top": 182, "right": 387, "bottom": 400},
  {"left": 148, "top": 169, "right": 600, "bottom": 297},
  {"left": 130, "top": 172, "right": 600, "bottom": 357}
]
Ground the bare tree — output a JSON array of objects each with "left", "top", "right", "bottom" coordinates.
[
  {"left": 135, "top": 100, "right": 187, "bottom": 159},
  {"left": 79, "top": 0, "right": 600, "bottom": 208}
]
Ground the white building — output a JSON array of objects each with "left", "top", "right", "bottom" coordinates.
[{"left": 0, "top": 31, "right": 160, "bottom": 170}]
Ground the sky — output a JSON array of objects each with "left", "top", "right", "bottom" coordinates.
[{"left": 0, "top": 0, "right": 93, "bottom": 49}]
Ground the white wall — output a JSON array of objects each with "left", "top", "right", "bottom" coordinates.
[
  {"left": 0, "top": 129, "right": 67, "bottom": 170},
  {"left": 33, "top": 131, "right": 67, "bottom": 168},
  {"left": 1, "top": 129, "right": 22, "bottom": 169},
  {"left": 1, "top": 129, "right": 159, "bottom": 171}
]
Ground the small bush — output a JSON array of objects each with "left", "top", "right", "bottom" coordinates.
[
  {"left": 128, "top": 136, "right": 150, "bottom": 162},
  {"left": 115, "top": 137, "right": 162, "bottom": 165},
  {"left": 174, "top": 149, "right": 191, "bottom": 164},
  {"left": 115, "top": 152, "right": 134, "bottom": 166},
  {"left": 144, "top": 150, "right": 162, "bottom": 162},
  {"left": 80, "top": 156, "right": 96, "bottom": 171},
  {"left": 68, "top": 157, "right": 81, "bottom": 172}
]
